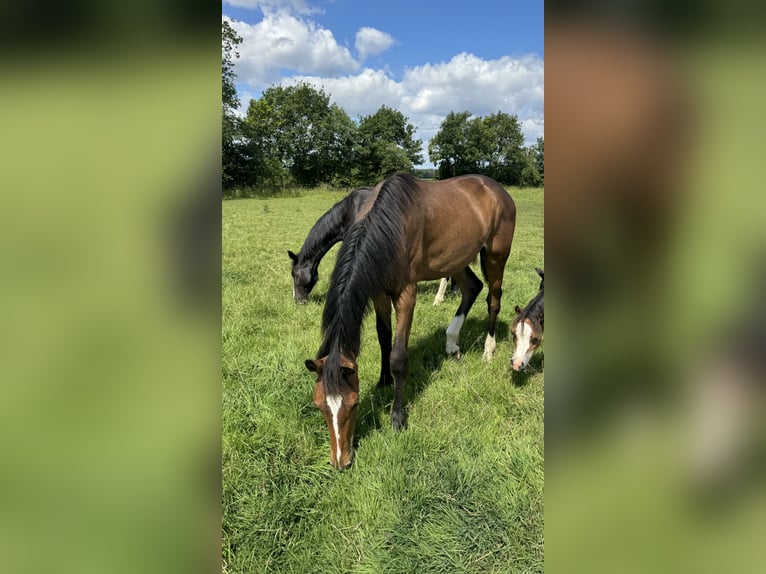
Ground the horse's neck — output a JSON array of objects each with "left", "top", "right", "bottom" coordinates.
[{"left": 300, "top": 207, "right": 349, "bottom": 263}]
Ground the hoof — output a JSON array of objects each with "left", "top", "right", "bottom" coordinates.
[
  {"left": 391, "top": 410, "right": 407, "bottom": 432},
  {"left": 447, "top": 351, "right": 462, "bottom": 361}
]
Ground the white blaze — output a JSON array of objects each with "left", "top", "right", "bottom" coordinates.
[
  {"left": 512, "top": 320, "right": 535, "bottom": 370},
  {"left": 445, "top": 314, "right": 465, "bottom": 355},
  {"left": 326, "top": 394, "right": 343, "bottom": 464}
]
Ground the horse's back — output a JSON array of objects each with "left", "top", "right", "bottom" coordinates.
[{"left": 412, "top": 175, "right": 516, "bottom": 279}]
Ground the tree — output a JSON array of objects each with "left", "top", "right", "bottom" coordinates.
[
  {"left": 245, "top": 83, "right": 356, "bottom": 188},
  {"left": 532, "top": 136, "right": 544, "bottom": 184},
  {"left": 222, "top": 20, "right": 245, "bottom": 191},
  {"left": 429, "top": 110, "right": 529, "bottom": 185},
  {"left": 519, "top": 147, "right": 543, "bottom": 187},
  {"left": 354, "top": 105, "right": 423, "bottom": 184},
  {"left": 222, "top": 20, "right": 241, "bottom": 113},
  {"left": 428, "top": 111, "right": 484, "bottom": 179},
  {"left": 482, "top": 112, "right": 526, "bottom": 185}
]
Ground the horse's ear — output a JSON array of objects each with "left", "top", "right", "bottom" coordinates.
[
  {"left": 535, "top": 267, "right": 544, "bottom": 279},
  {"left": 288, "top": 250, "right": 298, "bottom": 263},
  {"left": 515, "top": 305, "right": 522, "bottom": 314},
  {"left": 305, "top": 359, "right": 320, "bottom": 373},
  {"left": 339, "top": 356, "right": 357, "bottom": 377}
]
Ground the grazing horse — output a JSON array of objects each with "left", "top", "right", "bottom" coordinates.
[
  {"left": 305, "top": 173, "right": 516, "bottom": 469},
  {"left": 510, "top": 268, "right": 544, "bottom": 372},
  {"left": 288, "top": 187, "right": 373, "bottom": 304}
]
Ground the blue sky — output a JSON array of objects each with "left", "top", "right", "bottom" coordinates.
[{"left": 223, "top": 0, "right": 543, "bottom": 166}]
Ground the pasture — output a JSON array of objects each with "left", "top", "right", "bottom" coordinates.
[{"left": 222, "top": 186, "right": 544, "bottom": 573}]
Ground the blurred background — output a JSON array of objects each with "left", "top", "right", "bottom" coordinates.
[
  {"left": 3, "top": 0, "right": 766, "bottom": 571},
  {"left": 546, "top": 1, "right": 766, "bottom": 571},
  {"left": 0, "top": 2, "right": 220, "bottom": 573}
]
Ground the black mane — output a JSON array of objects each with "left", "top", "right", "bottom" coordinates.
[
  {"left": 518, "top": 286, "right": 544, "bottom": 329},
  {"left": 318, "top": 173, "right": 421, "bottom": 393},
  {"left": 296, "top": 187, "right": 372, "bottom": 265}
]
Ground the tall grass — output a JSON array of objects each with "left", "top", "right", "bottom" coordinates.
[{"left": 223, "top": 187, "right": 544, "bottom": 573}]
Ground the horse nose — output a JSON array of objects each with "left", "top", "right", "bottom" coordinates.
[{"left": 336, "top": 449, "right": 355, "bottom": 471}]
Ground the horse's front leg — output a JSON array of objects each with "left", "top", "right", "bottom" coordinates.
[
  {"left": 373, "top": 294, "right": 393, "bottom": 387},
  {"left": 390, "top": 283, "right": 417, "bottom": 431}
]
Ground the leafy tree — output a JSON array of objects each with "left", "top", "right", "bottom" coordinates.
[
  {"left": 428, "top": 111, "right": 480, "bottom": 179},
  {"left": 354, "top": 105, "right": 423, "bottom": 184},
  {"left": 532, "top": 136, "right": 544, "bottom": 184},
  {"left": 222, "top": 20, "right": 241, "bottom": 113},
  {"left": 519, "top": 147, "right": 543, "bottom": 187},
  {"left": 429, "top": 110, "right": 530, "bottom": 185},
  {"left": 482, "top": 112, "right": 525, "bottom": 185},
  {"left": 222, "top": 21, "right": 245, "bottom": 191},
  {"left": 244, "top": 83, "right": 356, "bottom": 188}
]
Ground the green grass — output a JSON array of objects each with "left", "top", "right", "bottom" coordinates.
[{"left": 222, "top": 187, "right": 544, "bottom": 573}]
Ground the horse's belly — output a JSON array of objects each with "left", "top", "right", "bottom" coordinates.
[{"left": 413, "top": 241, "right": 484, "bottom": 281}]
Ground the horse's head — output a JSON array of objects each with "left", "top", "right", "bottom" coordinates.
[
  {"left": 288, "top": 250, "right": 317, "bottom": 304},
  {"left": 511, "top": 304, "right": 543, "bottom": 372},
  {"left": 305, "top": 354, "right": 359, "bottom": 470}
]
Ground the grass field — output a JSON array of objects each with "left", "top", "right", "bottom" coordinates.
[{"left": 222, "top": 187, "right": 544, "bottom": 573}]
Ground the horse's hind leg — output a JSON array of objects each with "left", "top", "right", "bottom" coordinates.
[
  {"left": 480, "top": 246, "right": 510, "bottom": 360},
  {"left": 432, "top": 277, "right": 449, "bottom": 305},
  {"left": 445, "top": 267, "right": 483, "bottom": 358}
]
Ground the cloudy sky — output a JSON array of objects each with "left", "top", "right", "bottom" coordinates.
[{"left": 223, "top": 0, "right": 543, "bottom": 167}]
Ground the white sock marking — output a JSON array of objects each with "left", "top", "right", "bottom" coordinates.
[
  {"left": 446, "top": 314, "right": 465, "bottom": 355},
  {"left": 326, "top": 394, "right": 343, "bottom": 464},
  {"left": 483, "top": 334, "right": 496, "bottom": 361}
]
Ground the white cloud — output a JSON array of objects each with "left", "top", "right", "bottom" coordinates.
[
  {"left": 402, "top": 53, "right": 544, "bottom": 120},
  {"left": 285, "top": 69, "right": 405, "bottom": 118},
  {"left": 223, "top": 0, "right": 319, "bottom": 15},
  {"left": 225, "top": 14, "right": 359, "bottom": 88},
  {"left": 355, "top": 27, "right": 395, "bottom": 61},
  {"left": 276, "top": 52, "right": 544, "bottom": 161}
]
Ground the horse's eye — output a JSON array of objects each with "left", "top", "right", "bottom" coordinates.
[
  {"left": 531, "top": 337, "right": 540, "bottom": 345},
  {"left": 350, "top": 402, "right": 359, "bottom": 410}
]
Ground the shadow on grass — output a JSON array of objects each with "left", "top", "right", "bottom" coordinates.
[{"left": 353, "top": 315, "right": 509, "bottom": 445}]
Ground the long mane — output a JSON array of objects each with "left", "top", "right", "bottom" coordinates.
[
  {"left": 297, "top": 187, "right": 371, "bottom": 264},
  {"left": 318, "top": 173, "right": 421, "bottom": 394}
]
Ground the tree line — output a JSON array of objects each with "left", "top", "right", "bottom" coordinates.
[{"left": 223, "top": 21, "right": 543, "bottom": 195}]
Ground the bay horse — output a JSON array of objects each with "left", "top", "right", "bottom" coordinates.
[
  {"left": 510, "top": 268, "right": 544, "bottom": 371},
  {"left": 304, "top": 173, "right": 516, "bottom": 469},
  {"left": 288, "top": 187, "right": 373, "bottom": 304}
]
